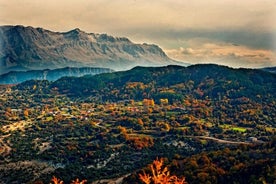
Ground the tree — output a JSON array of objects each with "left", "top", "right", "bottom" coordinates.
[
  {"left": 50, "top": 177, "right": 87, "bottom": 184},
  {"left": 24, "top": 109, "right": 29, "bottom": 118},
  {"left": 137, "top": 118, "right": 144, "bottom": 126},
  {"left": 51, "top": 176, "right": 64, "bottom": 184},
  {"left": 139, "top": 158, "right": 187, "bottom": 184},
  {"left": 71, "top": 178, "right": 87, "bottom": 184}
]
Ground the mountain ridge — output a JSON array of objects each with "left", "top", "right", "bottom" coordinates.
[
  {"left": 261, "top": 66, "right": 276, "bottom": 73},
  {"left": 0, "top": 25, "right": 184, "bottom": 74},
  {"left": 49, "top": 64, "right": 276, "bottom": 101},
  {"left": 0, "top": 66, "right": 113, "bottom": 84}
]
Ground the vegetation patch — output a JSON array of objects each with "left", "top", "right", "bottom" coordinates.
[{"left": 231, "top": 127, "right": 247, "bottom": 133}]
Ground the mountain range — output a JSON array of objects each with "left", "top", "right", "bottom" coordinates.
[{"left": 0, "top": 25, "right": 183, "bottom": 74}]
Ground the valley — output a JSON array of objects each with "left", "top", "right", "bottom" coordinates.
[{"left": 0, "top": 64, "right": 275, "bottom": 183}]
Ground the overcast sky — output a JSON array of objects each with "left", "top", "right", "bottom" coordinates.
[{"left": 1, "top": 0, "right": 276, "bottom": 68}]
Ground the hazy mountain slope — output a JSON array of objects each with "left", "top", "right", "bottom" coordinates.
[
  {"left": 0, "top": 25, "right": 183, "bottom": 74},
  {"left": 261, "top": 66, "right": 276, "bottom": 73},
  {"left": 0, "top": 67, "right": 113, "bottom": 84}
]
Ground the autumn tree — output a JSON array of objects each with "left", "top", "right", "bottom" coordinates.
[
  {"left": 51, "top": 176, "right": 64, "bottom": 184},
  {"left": 137, "top": 118, "right": 144, "bottom": 126},
  {"left": 50, "top": 176, "right": 87, "bottom": 184},
  {"left": 127, "top": 135, "right": 154, "bottom": 150},
  {"left": 139, "top": 158, "right": 187, "bottom": 184},
  {"left": 23, "top": 109, "right": 29, "bottom": 118}
]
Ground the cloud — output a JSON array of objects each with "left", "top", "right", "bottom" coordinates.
[
  {"left": 120, "top": 28, "right": 275, "bottom": 52},
  {"left": 165, "top": 40, "right": 276, "bottom": 68},
  {"left": 1, "top": 0, "right": 275, "bottom": 67},
  {"left": 1, "top": 0, "right": 275, "bottom": 32}
]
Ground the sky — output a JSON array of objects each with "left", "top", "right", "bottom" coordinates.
[{"left": 1, "top": 0, "right": 276, "bottom": 68}]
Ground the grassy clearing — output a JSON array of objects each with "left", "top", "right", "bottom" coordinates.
[
  {"left": 231, "top": 127, "right": 247, "bottom": 132},
  {"left": 45, "top": 116, "right": 53, "bottom": 121},
  {"left": 219, "top": 124, "right": 247, "bottom": 133}
]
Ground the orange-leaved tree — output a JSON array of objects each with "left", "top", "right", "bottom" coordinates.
[
  {"left": 71, "top": 178, "right": 87, "bottom": 184},
  {"left": 50, "top": 176, "right": 87, "bottom": 184},
  {"left": 51, "top": 176, "right": 63, "bottom": 184},
  {"left": 139, "top": 158, "right": 187, "bottom": 184}
]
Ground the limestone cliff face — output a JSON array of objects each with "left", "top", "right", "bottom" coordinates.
[{"left": 0, "top": 25, "right": 179, "bottom": 73}]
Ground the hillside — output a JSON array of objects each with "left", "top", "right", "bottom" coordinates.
[
  {"left": 52, "top": 64, "right": 276, "bottom": 101},
  {"left": 0, "top": 25, "right": 183, "bottom": 74},
  {"left": 0, "top": 64, "right": 275, "bottom": 183},
  {"left": 0, "top": 67, "right": 113, "bottom": 84}
]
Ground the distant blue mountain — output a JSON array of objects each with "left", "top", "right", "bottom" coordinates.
[
  {"left": 261, "top": 67, "right": 276, "bottom": 73},
  {"left": 0, "top": 67, "right": 113, "bottom": 84}
]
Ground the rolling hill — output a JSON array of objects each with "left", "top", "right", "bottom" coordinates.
[{"left": 51, "top": 64, "right": 276, "bottom": 102}]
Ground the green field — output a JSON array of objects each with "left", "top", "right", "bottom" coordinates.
[{"left": 231, "top": 127, "right": 247, "bottom": 132}]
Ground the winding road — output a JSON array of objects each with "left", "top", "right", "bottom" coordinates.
[{"left": 186, "top": 136, "right": 252, "bottom": 145}]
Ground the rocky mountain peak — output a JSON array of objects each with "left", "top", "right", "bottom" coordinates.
[{"left": 0, "top": 25, "right": 185, "bottom": 74}]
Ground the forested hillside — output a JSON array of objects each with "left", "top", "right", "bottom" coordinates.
[
  {"left": 52, "top": 64, "right": 276, "bottom": 101},
  {"left": 0, "top": 64, "right": 275, "bottom": 183}
]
